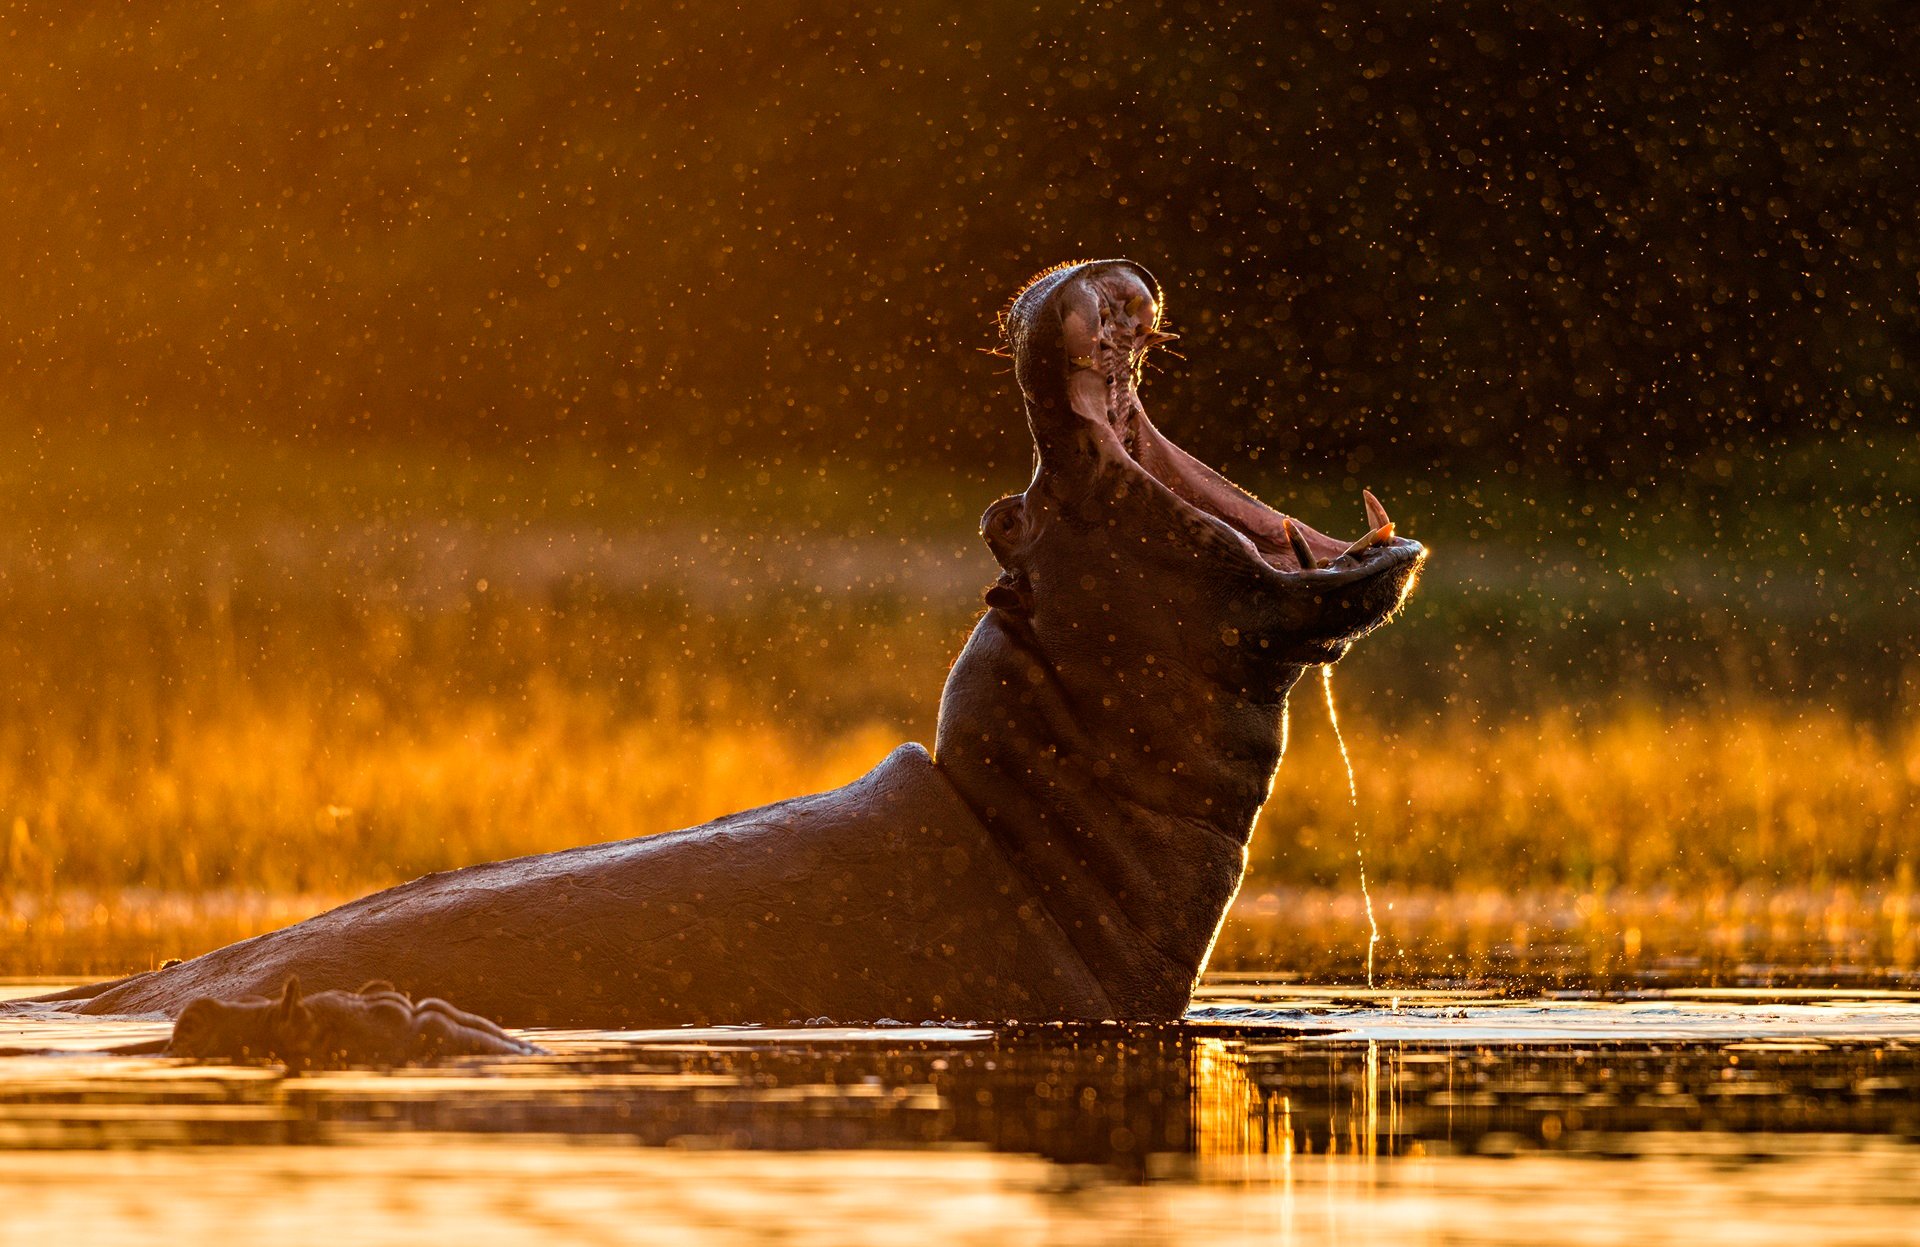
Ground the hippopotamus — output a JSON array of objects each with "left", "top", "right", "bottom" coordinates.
[
  {"left": 37, "top": 259, "right": 1424, "bottom": 1028},
  {"left": 166, "top": 978, "right": 545, "bottom": 1067}
]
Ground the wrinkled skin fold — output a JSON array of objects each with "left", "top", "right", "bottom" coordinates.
[{"left": 31, "top": 260, "right": 1425, "bottom": 1028}]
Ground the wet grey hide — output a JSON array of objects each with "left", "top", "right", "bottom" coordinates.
[{"left": 41, "top": 260, "right": 1425, "bottom": 1027}]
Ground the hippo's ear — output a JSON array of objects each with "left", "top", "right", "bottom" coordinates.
[
  {"left": 981, "top": 495, "right": 1036, "bottom": 617},
  {"left": 272, "top": 975, "right": 319, "bottom": 1065},
  {"left": 276, "top": 972, "right": 309, "bottom": 1029}
]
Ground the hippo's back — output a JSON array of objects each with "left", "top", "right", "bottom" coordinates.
[{"left": 75, "top": 745, "right": 1109, "bottom": 1027}]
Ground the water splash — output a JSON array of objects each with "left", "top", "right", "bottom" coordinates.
[{"left": 1321, "top": 665, "right": 1378, "bottom": 990}]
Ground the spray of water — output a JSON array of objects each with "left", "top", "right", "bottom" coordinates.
[{"left": 1321, "top": 664, "right": 1378, "bottom": 990}]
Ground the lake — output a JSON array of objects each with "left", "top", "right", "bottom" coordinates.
[{"left": 4, "top": 976, "right": 1917, "bottom": 1246}]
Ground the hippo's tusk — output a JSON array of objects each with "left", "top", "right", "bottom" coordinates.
[
  {"left": 1282, "top": 518, "right": 1319, "bottom": 571},
  {"left": 1337, "top": 522, "right": 1396, "bottom": 560},
  {"left": 1363, "top": 488, "right": 1391, "bottom": 532}
]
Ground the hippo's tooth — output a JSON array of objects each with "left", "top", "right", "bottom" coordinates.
[
  {"left": 1362, "top": 488, "right": 1391, "bottom": 531},
  {"left": 1337, "top": 522, "right": 1395, "bottom": 559},
  {"left": 1282, "top": 518, "right": 1319, "bottom": 571},
  {"left": 1144, "top": 330, "right": 1180, "bottom": 346}
]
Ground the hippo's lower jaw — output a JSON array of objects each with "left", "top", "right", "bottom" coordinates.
[{"left": 48, "top": 259, "right": 1426, "bottom": 1029}]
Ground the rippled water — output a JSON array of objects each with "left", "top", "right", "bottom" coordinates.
[{"left": 4, "top": 978, "right": 1918, "bottom": 1245}]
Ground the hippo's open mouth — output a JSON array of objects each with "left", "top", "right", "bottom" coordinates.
[{"left": 1029, "top": 261, "right": 1425, "bottom": 594}]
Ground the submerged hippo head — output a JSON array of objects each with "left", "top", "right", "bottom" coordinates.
[
  {"left": 984, "top": 258, "right": 1424, "bottom": 688},
  {"left": 168, "top": 977, "right": 541, "bottom": 1067}
]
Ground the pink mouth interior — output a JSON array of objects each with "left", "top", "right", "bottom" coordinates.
[{"left": 1057, "top": 269, "right": 1374, "bottom": 574}]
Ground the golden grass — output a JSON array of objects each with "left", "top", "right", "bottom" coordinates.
[
  {"left": 1262, "top": 698, "right": 1920, "bottom": 889},
  {"left": 1215, "top": 882, "right": 1919, "bottom": 983},
  {"left": 2, "top": 622, "right": 1914, "bottom": 977},
  {"left": 0, "top": 648, "right": 905, "bottom": 898},
  {"left": 2, "top": 437, "right": 1914, "bottom": 978},
  {"left": 6, "top": 629, "right": 1912, "bottom": 898}
]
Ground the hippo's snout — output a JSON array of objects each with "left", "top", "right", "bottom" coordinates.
[{"left": 996, "top": 259, "right": 1427, "bottom": 668}]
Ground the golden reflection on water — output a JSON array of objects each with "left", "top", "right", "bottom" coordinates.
[
  {"left": 1193, "top": 1036, "right": 1422, "bottom": 1173},
  {"left": 1191, "top": 1037, "right": 1261, "bottom": 1161},
  {"left": 8, "top": 1137, "right": 1918, "bottom": 1247},
  {"left": 6, "top": 992, "right": 1920, "bottom": 1244}
]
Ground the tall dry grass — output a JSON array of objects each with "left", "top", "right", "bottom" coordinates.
[
  {"left": 1262, "top": 697, "right": 1920, "bottom": 888},
  {"left": 3, "top": 622, "right": 1914, "bottom": 977},
  {"left": 4, "top": 603, "right": 1912, "bottom": 906},
  {"left": 0, "top": 603, "right": 923, "bottom": 900},
  {"left": 2, "top": 436, "right": 1915, "bottom": 976}
]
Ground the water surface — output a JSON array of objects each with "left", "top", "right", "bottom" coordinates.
[{"left": 4, "top": 977, "right": 1917, "bottom": 1245}]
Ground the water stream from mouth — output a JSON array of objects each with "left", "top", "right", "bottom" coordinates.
[{"left": 1321, "top": 665, "right": 1379, "bottom": 989}]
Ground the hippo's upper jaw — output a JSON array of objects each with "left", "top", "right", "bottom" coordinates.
[
  {"left": 991, "top": 259, "right": 1426, "bottom": 685},
  {"left": 927, "top": 259, "right": 1431, "bottom": 1016}
]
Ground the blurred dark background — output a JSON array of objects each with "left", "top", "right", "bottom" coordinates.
[{"left": 4, "top": 2, "right": 1913, "bottom": 476}]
